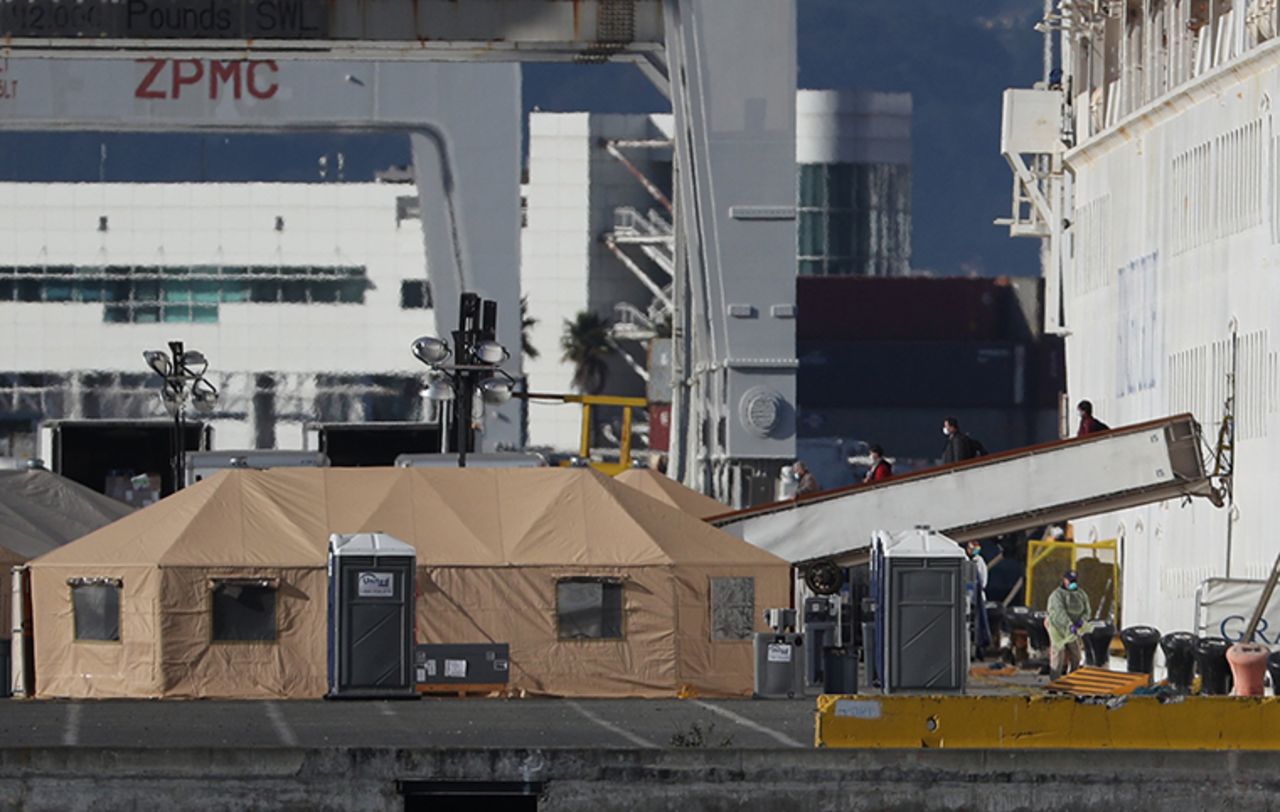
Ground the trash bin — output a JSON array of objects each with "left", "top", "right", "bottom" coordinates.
[
  {"left": 1267, "top": 650, "right": 1280, "bottom": 697},
  {"left": 1120, "top": 626, "right": 1161, "bottom": 675},
  {"left": 822, "top": 647, "right": 858, "bottom": 694},
  {"left": 1159, "top": 632, "right": 1197, "bottom": 693},
  {"left": 0, "top": 639, "right": 9, "bottom": 699},
  {"left": 1028, "top": 610, "right": 1051, "bottom": 652},
  {"left": 1083, "top": 621, "right": 1115, "bottom": 667},
  {"left": 1195, "top": 636, "right": 1232, "bottom": 695}
]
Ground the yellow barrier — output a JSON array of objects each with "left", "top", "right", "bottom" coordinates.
[{"left": 815, "top": 694, "right": 1280, "bottom": 749}]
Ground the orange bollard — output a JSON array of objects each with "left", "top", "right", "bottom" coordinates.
[{"left": 1226, "top": 642, "right": 1270, "bottom": 697}]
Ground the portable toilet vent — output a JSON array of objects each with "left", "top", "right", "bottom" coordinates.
[
  {"left": 870, "top": 526, "right": 968, "bottom": 694},
  {"left": 327, "top": 532, "right": 417, "bottom": 699}
]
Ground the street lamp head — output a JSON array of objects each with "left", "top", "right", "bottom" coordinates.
[
  {"left": 422, "top": 373, "right": 456, "bottom": 402},
  {"left": 143, "top": 350, "right": 172, "bottom": 377},
  {"left": 191, "top": 378, "right": 218, "bottom": 413},
  {"left": 160, "top": 383, "right": 184, "bottom": 417},
  {"left": 411, "top": 336, "right": 451, "bottom": 366},
  {"left": 479, "top": 376, "right": 513, "bottom": 404},
  {"left": 180, "top": 349, "right": 208, "bottom": 371},
  {"left": 474, "top": 340, "right": 509, "bottom": 365}
]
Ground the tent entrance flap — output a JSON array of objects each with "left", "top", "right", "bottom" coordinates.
[{"left": 327, "top": 533, "right": 416, "bottom": 699}]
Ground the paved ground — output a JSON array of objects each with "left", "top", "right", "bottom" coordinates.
[{"left": 0, "top": 697, "right": 816, "bottom": 750}]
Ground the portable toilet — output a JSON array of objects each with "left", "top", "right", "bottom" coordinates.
[
  {"left": 327, "top": 532, "right": 417, "bottom": 699},
  {"left": 870, "top": 526, "right": 968, "bottom": 693}
]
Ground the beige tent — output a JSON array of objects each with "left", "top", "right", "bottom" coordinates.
[
  {"left": 614, "top": 468, "right": 729, "bottom": 520},
  {"left": 0, "top": 467, "right": 133, "bottom": 638},
  {"left": 29, "top": 467, "right": 789, "bottom": 699}
]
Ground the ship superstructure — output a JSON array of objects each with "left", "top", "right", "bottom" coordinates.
[{"left": 1001, "top": 1, "right": 1280, "bottom": 631}]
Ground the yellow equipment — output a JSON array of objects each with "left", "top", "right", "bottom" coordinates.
[
  {"left": 524, "top": 392, "right": 649, "bottom": 476},
  {"left": 1025, "top": 535, "right": 1121, "bottom": 628}
]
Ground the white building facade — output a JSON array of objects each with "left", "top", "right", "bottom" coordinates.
[{"left": 0, "top": 181, "right": 433, "bottom": 456}]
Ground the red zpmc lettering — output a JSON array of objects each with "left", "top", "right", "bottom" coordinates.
[
  {"left": 171, "top": 60, "right": 205, "bottom": 98},
  {"left": 133, "top": 59, "right": 281, "bottom": 101},
  {"left": 209, "top": 61, "right": 243, "bottom": 100},
  {"left": 134, "top": 59, "right": 168, "bottom": 99},
  {"left": 247, "top": 61, "right": 280, "bottom": 100}
]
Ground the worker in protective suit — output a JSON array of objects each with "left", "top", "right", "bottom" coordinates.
[{"left": 1045, "top": 570, "right": 1091, "bottom": 679}]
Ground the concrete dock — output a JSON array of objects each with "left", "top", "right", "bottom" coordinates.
[{"left": 0, "top": 698, "right": 1274, "bottom": 811}]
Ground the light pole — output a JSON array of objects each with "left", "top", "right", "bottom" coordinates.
[
  {"left": 143, "top": 340, "right": 217, "bottom": 492},
  {"left": 411, "top": 292, "right": 516, "bottom": 468}
]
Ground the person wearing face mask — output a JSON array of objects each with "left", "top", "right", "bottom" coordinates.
[
  {"left": 863, "top": 445, "right": 893, "bottom": 483},
  {"left": 1075, "top": 400, "right": 1110, "bottom": 437},
  {"left": 966, "top": 539, "right": 991, "bottom": 658},
  {"left": 940, "top": 416, "right": 987, "bottom": 464},
  {"left": 1045, "top": 570, "right": 1091, "bottom": 679},
  {"left": 793, "top": 461, "right": 821, "bottom": 496}
]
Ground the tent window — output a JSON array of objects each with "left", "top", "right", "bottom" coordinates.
[
  {"left": 556, "top": 578, "right": 623, "bottom": 640},
  {"left": 212, "top": 583, "right": 278, "bottom": 642},
  {"left": 71, "top": 582, "right": 121, "bottom": 642},
  {"left": 710, "top": 577, "right": 755, "bottom": 641}
]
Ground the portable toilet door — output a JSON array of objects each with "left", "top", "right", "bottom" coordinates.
[
  {"left": 327, "top": 533, "right": 417, "bottom": 699},
  {"left": 876, "top": 527, "right": 968, "bottom": 694}
]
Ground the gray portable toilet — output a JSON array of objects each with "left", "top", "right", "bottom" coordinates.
[
  {"left": 327, "top": 533, "right": 417, "bottom": 699},
  {"left": 872, "top": 527, "right": 967, "bottom": 694}
]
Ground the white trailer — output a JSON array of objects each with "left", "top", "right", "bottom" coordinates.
[{"left": 712, "top": 414, "right": 1217, "bottom": 567}]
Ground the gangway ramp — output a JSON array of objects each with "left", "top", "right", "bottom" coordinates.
[{"left": 711, "top": 414, "right": 1216, "bottom": 566}]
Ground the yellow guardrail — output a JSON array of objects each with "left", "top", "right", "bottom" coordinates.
[
  {"left": 815, "top": 694, "right": 1280, "bottom": 749},
  {"left": 1026, "top": 537, "right": 1121, "bottom": 627}
]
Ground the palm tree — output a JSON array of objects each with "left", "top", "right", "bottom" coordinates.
[
  {"left": 561, "top": 311, "right": 612, "bottom": 394},
  {"left": 520, "top": 295, "right": 539, "bottom": 360}
]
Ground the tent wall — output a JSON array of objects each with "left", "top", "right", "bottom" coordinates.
[
  {"left": 158, "top": 567, "right": 326, "bottom": 699},
  {"left": 418, "top": 563, "right": 791, "bottom": 698},
  {"left": 673, "top": 564, "right": 792, "bottom": 697},
  {"left": 31, "top": 565, "right": 159, "bottom": 698},
  {"left": 418, "top": 566, "right": 680, "bottom": 698}
]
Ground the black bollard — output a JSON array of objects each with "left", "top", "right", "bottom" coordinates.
[
  {"left": 1195, "top": 637, "right": 1232, "bottom": 695},
  {"left": 1120, "top": 626, "right": 1161, "bottom": 675},
  {"left": 1083, "top": 621, "right": 1115, "bottom": 667},
  {"left": 1268, "top": 651, "right": 1280, "bottom": 697},
  {"left": 1159, "top": 632, "right": 1198, "bottom": 693}
]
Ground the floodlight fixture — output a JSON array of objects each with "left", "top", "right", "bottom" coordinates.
[
  {"left": 180, "top": 349, "right": 208, "bottom": 371},
  {"left": 191, "top": 378, "right": 218, "bottom": 413},
  {"left": 143, "top": 350, "right": 172, "bottom": 377},
  {"left": 479, "top": 376, "right": 513, "bottom": 404},
  {"left": 411, "top": 336, "right": 451, "bottom": 366},
  {"left": 474, "top": 340, "right": 508, "bottom": 365},
  {"left": 423, "top": 374, "right": 456, "bottom": 402}
]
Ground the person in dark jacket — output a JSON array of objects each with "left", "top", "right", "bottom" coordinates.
[
  {"left": 864, "top": 445, "right": 893, "bottom": 483},
  {"left": 941, "top": 417, "right": 986, "bottom": 464},
  {"left": 794, "top": 461, "right": 821, "bottom": 496},
  {"left": 1076, "top": 400, "right": 1110, "bottom": 437}
]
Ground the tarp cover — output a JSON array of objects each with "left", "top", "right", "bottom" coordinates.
[
  {"left": 0, "top": 467, "right": 133, "bottom": 638},
  {"left": 30, "top": 467, "right": 789, "bottom": 699},
  {"left": 614, "top": 468, "right": 729, "bottom": 520}
]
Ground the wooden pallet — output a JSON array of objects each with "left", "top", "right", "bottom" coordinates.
[
  {"left": 1045, "top": 666, "right": 1150, "bottom": 696},
  {"left": 416, "top": 683, "right": 507, "bottom": 697}
]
